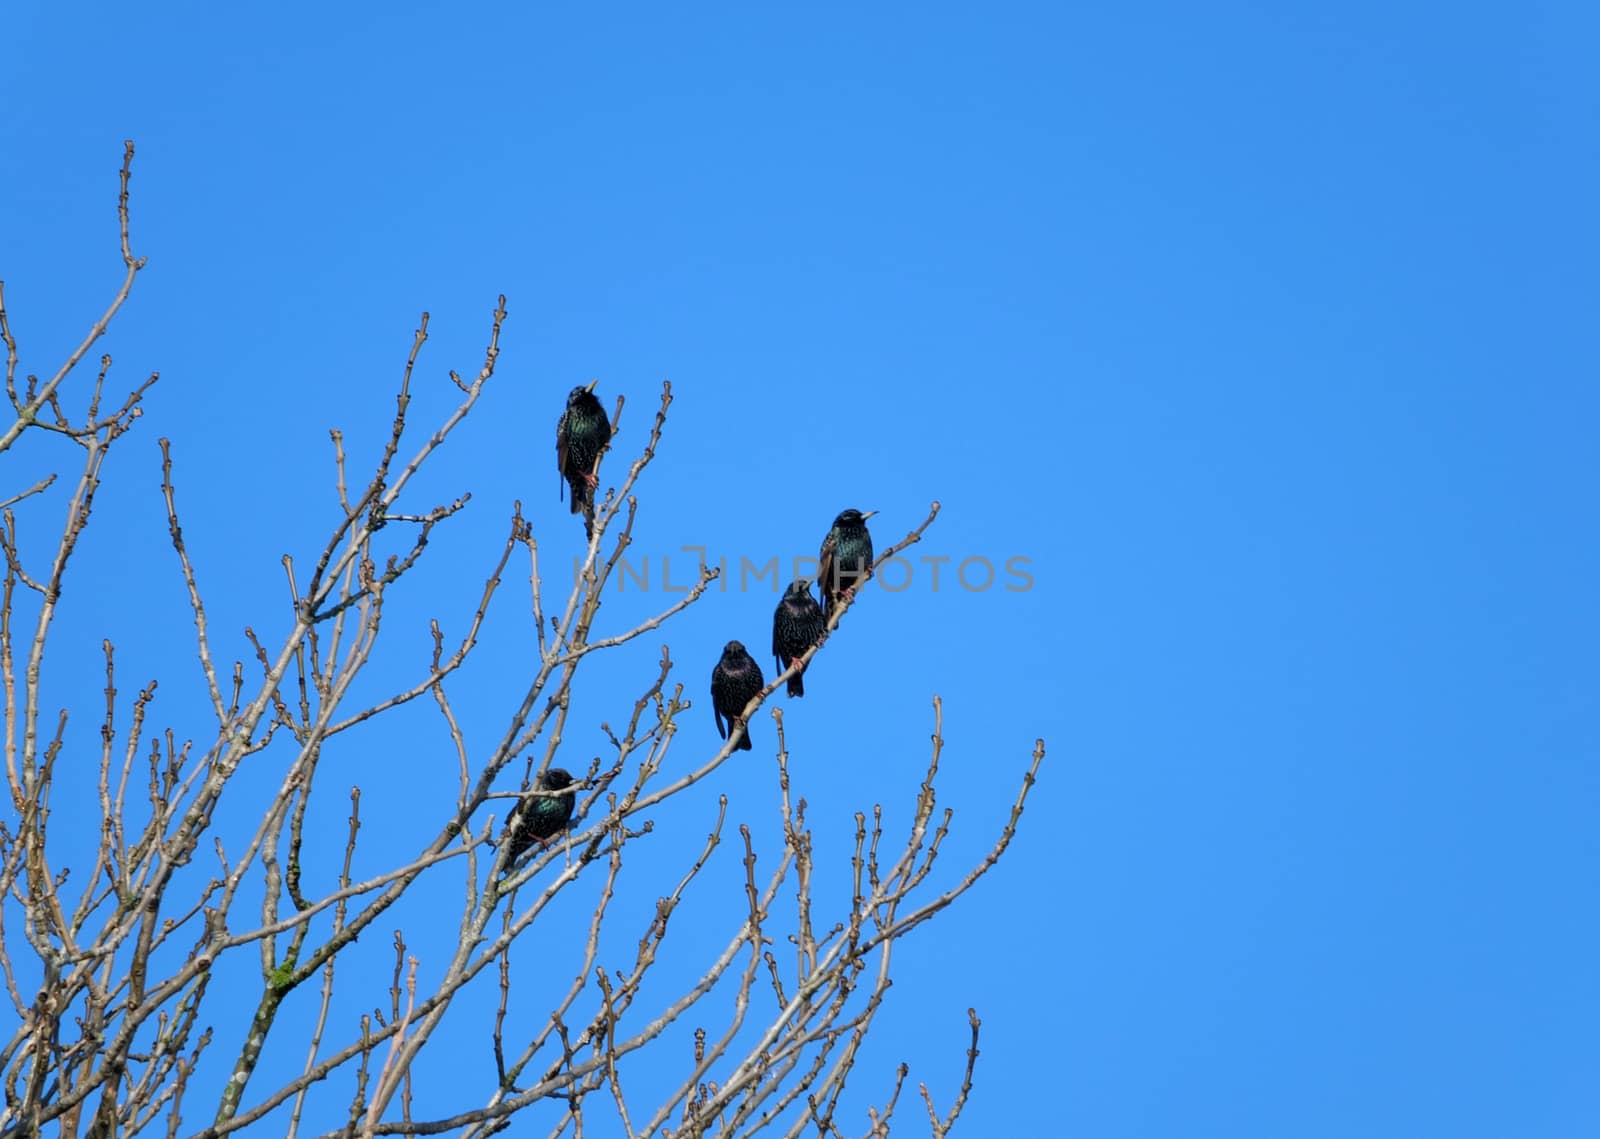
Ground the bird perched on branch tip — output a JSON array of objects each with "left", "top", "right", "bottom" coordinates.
[{"left": 556, "top": 381, "right": 611, "bottom": 539}]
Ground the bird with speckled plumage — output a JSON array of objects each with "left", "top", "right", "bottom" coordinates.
[
  {"left": 711, "top": 640, "right": 765, "bottom": 751},
  {"left": 501, "top": 767, "right": 577, "bottom": 870},
  {"left": 818, "top": 509, "right": 876, "bottom": 617},
  {"left": 556, "top": 381, "right": 611, "bottom": 538},
  {"left": 772, "top": 579, "right": 824, "bottom": 697}
]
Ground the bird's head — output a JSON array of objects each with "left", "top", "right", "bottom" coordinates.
[
  {"left": 835, "top": 509, "right": 876, "bottom": 528},
  {"left": 723, "top": 640, "right": 746, "bottom": 657},
  {"left": 567, "top": 381, "right": 599, "bottom": 404},
  {"left": 539, "top": 767, "right": 574, "bottom": 791}
]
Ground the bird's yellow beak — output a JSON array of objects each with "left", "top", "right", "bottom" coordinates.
[
  {"left": 861, "top": 510, "right": 878, "bottom": 521},
  {"left": 584, "top": 379, "right": 600, "bottom": 393}
]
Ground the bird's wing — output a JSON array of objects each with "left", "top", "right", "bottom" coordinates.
[
  {"left": 817, "top": 531, "right": 837, "bottom": 603},
  {"left": 798, "top": 603, "right": 822, "bottom": 650},
  {"left": 556, "top": 413, "right": 570, "bottom": 502},
  {"left": 712, "top": 666, "right": 729, "bottom": 738}
]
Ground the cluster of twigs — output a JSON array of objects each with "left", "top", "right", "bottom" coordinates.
[{"left": 0, "top": 143, "right": 1045, "bottom": 1139}]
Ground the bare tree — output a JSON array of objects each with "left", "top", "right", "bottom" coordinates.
[{"left": 0, "top": 143, "right": 1045, "bottom": 1139}]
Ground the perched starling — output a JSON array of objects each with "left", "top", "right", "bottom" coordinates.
[
  {"left": 818, "top": 509, "right": 877, "bottom": 617},
  {"left": 556, "top": 381, "right": 612, "bottom": 538},
  {"left": 501, "top": 767, "right": 577, "bottom": 869},
  {"left": 710, "top": 640, "right": 765, "bottom": 751},
  {"left": 772, "top": 579, "right": 824, "bottom": 697}
]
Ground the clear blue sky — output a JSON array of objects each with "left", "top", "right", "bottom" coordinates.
[{"left": 4, "top": 2, "right": 1597, "bottom": 1136}]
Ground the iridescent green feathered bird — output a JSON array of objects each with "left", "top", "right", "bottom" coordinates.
[
  {"left": 711, "top": 640, "right": 764, "bottom": 751},
  {"left": 556, "top": 381, "right": 612, "bottom": 539},
  {"left": 817, "top": 509, "right": 876, "bottom": 617},
  {"left": 772, "top": 579, "right": 824, "bottom": 697},
  {"left": 501, "top": 767, "right": 577, "bottom": 869}
]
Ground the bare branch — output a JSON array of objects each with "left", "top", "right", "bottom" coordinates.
[
  {"left": 0, "top": 143, "right": 1045, "bottom": 1139},
  {"left": 0, "top": 141, "right": 152, "bottom": 454}
]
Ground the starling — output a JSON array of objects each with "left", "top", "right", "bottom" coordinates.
[
  {"left": 501, "top": 767, "right": 577, "bottom": 868},
  {"left": 556, "top": 380, "right": 612, "bottom": 538},
  {"left": 771, "top": 579, "right": 824, "bottom": 697},
  {"left": 710, "top": 640, "right": 765, "bottom": 751},
  {"left": 817, "top": 509, "right": 877, "bottom": 617}
]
